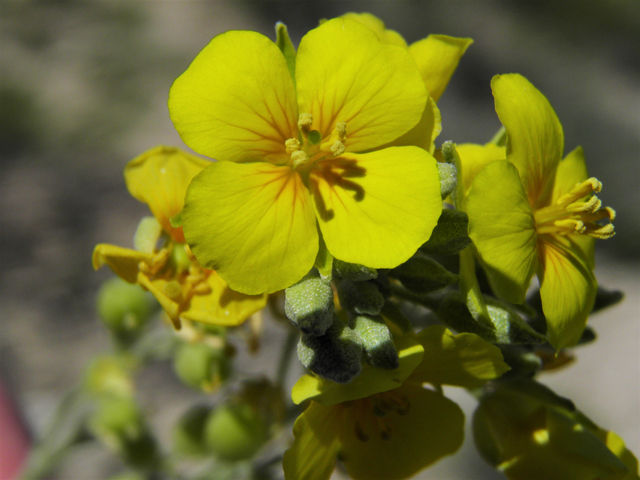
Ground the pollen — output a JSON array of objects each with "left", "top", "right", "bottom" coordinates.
[
  {"left": 285, "top": 138, "right": 301, "bottom": 154},
  {"left": 298, "top": 113, "right": 313, "bottom": 133}
]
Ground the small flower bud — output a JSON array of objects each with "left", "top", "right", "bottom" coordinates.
[
  {"left": 96, "top": 278, "right": 154, "bottom": 343},
  {"left": 337, "top": 279, "right": 384, "bottom": 316},
  {"left": 351, "top": 314, "right": 399, "bottom": 370},
  {"left": 204, "top": 402, "right": 269, "bottom": 461},
  {"left": 333, "top": 259, "right": 378, "bottom": 282},
  {"left": 297, "top": 317, "right": 363, "bottom": 384},
  {"left": 436, "top": 293, "right": 546, "bottom": 345},
  {"left": 390, "top": 255, "right": 457, "bottom": 294},
  {"left": 173, "top": 342, "right": 230, "bottom": 392},
  {"left": 437, "top": 162, "right": 457, "bottom": 200},
  {"left": 284, "top": 271, "right": 334, "bottom": 336},
  {"left": 85, "top": 355, "right": 135, "bottom": 399},
  {"left": 420, "top": 209, "right": 471, "bottom": 256}
]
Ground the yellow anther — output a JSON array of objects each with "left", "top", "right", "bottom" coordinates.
[
  {"left": 335, "top": 122, "right": 347, "bottom": 141},
  {"left": 330, "top": 140, "right": 346, "bottom": 157},
  {"left": 298, "top": 113, "right": 313, "bottom": 133},
  {"left": 533, "top": 429, "right": 550, "bottom": 445},
  {"left": 291, "top": 150, "right": 309, "bottom": 169},
  {"left": 555, "top": 219, "right": 586, "bottom": 234},
  {"left": 285, "top": 138, "right": 301, "bottom": 154},
  {"left": 585, "top": 223, "right": 615, "bottom": 239},
  {"left": 566, "top": 195, "right": 601, "bottom": 214},
  {"left": 557, "top": 178, "right": 602, "bottom": 206}
]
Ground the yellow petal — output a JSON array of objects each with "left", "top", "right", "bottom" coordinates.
[
  {"left": 296, "top": 18, "right": 427, "bottom": 152},
  {"left": 492, "top": 74, "right": 564, "bottom": 208},
  {"left": 551, "top": 146, "right": 589, "bottom": 204},
  {"left": 124, "top": 146, "right": 210, "bottom": 242},
  {"left": 92, "top": 244, "right": 152, "bottom": 284},
  {"left": 310, "top": 148, "right": 442, "bottom": 269},
  {"left": 467, "top": 160, "right": 538, "bottom": 304},
  {"left": 409, "top": 325, "right": 510, "bottom": 388},
  {"left": 456, "top": 143, "right": 506, "bottom": 197},
  {"left": 339, "top": 385, "right": 464, "bottom": 480},
  {"left": 340, "top": 12, "right": 408, "bottom": 48},
  {"left": 379, "top": 96, "right": 442, "bottom": 154},
  {"left": 169, "top": 30, "right": 298, "bottom": 165},
  {"left": 182, "top": 161, "right": 318, "bottom": 295},
  {"left": 538, "top": 234, "right": 597, "bottom": 350},
  {"left": 409, "top": 35, "right": 473, "bottom": 101},
  {"left": 283, "top": 402, "right": 341, "bottom": 480},
  {"left": 181, "top": 271, "right": 267, "bottom": 327},
  {"left": 291, "top": 336, "right": 424, "bottom": 406}
]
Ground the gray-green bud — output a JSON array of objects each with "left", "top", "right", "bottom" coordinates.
[
  {"left": 437, "top": 162, "right": 457, "bottom": 200},
  {"left": 333, "top": 259, "right": 378, "bottom": 282},
  {"left": 297, "top": 317, "right": 363, "bottom": 384},
  {"left": 351, "top": 314, "right": 399, "bottom": 370},
  {"left": 420, "top": 209, "right": 471, "bottom": 256},
  {"left": 390, "top": 255, "right": 458, "bottom": 294},
  {"left": 337, "top": 279, "right": 385, "bottom": 316},
  {"left": 173, "top": 404, "right": 213, "bottom": 457},
  {"left": 285, "top": 270, "right": 334, "bottom": 336},
  {"left": 436, "top": 293, "right": 546, "bottom": 345}
]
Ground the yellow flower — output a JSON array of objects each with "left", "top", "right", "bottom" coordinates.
[
  {"left": 169, "top": 18, "right": 443, "bottom": 295},
  {"left": 283, "top": 326, "right": 509, "bottom": 480},
  {"left": 466, "top": 74, "right": 615, "bottom": 350},
  {"left": 341, "top": 12, "right": 473, "bottom": 153},
  {"left": 93, "top": 146, "right": 267, "bottom": 329}
]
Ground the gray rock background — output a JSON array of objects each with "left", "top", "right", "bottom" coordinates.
[{"left": 1, "top": 1, "right": 638, "bottom": 479}]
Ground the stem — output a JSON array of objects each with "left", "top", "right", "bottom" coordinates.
[{"left": 275, "top": 328, "right": 299, "bottom": 389}]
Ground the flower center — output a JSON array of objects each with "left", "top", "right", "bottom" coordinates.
[
  {"left": 285, "top": 114, "right": 347, "bottom": 171},
  {"left": 534, "top": 178, "right": 615, "bottom": 239},
  {"left": 345, "top": 389, "right": 411, "bottom": 442}
]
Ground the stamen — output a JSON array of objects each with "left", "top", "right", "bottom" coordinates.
[
  {"left": 330, "top": 140, "right": 346, "bottom": 157},
  {"left": 163, "top": 280, "right": 183, "bottom": 301},
  {"left": 285, "top": 138, "right": 301, "bottom": 154},
  {"left": 556, "top": 178, "right": 602, "bottom": 207},
  {"left": 291, "top": 150, "right": 309, "bottom": 169}
]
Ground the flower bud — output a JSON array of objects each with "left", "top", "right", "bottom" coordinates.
[
  {"left": 337, "top": 279, "right": 384, "bottom": 316},
  {"left": 97, "top": 277, "right": 154, "bottom": 342},
  {"left": 437, "top": 162, "right": 457, "bottom": 200},
  {"left": 284, "top": 270, "right": 334, "bottom": 336},
  {"left": 351, "top": 314, "right": 399, "bottom": 370},
  {"left": 436, "top": 293, "right": 546, "bottom": 345},
  {"left": 173, "top": 342, "right": 230, "bottom": 392},
  {"left": 390, "top": 255, "right": 457, "bottom": 294},
  {"left": 297, "top": 317, "right": 363, "bottom": 384},
  {"left": 204, "top": 403, "right": 269, "bottom": 461},
  {"left": 133, "top": 216, "right": 162, "bottom": 254},
  {"left": 420, "top": 209, "right": 471, "bottom": 256},
  {"left": 85, "top": 355, "right": 135, "bottom": 399},
  {"left": 333, "top": 259, "right": 378, "bottom": 282}
]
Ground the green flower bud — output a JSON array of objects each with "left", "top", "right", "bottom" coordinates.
[
  {"left": 297, "top": 317, "right": 363, "bottom": 384},
  {"left": 284, "top": 270, "right": 334, "bottom": 336},
  {"left": 436, "top": 293, "right": 546, "bottom": 345},
  {"left": 420, "top": 209, "right": 471, "bottom": 256},
  {"left": 173, "top": 404, "right": 213, "bottom": 457},
  {"left": 97, "top": 277, "right": 154, "bottom": 342},
  {"left": 437, "top": 162, "right": 457, "bottom": 199},
  {"left": 351, "top": 314, "right": 399, "bottom": 370},
  {"left": 173, "top": 342, "right": 230, "bottom": 392},
  {"left": 333, "top": 259, "right": 378, "bottom": 282},
  {"left": 390, "top": 255, "right": 458, "bottom": 294},
  {"left": 204, "top": 403, "right": 269, "bottom": 462},
  {"left": 337, "top": 279, "right": 384, "bottom": 316}
]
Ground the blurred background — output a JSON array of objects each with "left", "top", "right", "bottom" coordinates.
[{"left": 1, "top": 1, "right": 638, "bottom": 478}]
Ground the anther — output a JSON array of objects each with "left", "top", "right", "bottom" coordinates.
[
  {"left": 163, "top": 280, "right": 183, "bottom": 301},
  {"left": 331, "top": 140, "right": 346, "bottom": 157},
  {"left": 291, "top": 150, "right": 309, "bottom": 169},
  {"left": 285, "top": 138, "right": 301, "bottom": 154},
  {"left": 298, "top": 113, "right": 313, "bottom": 134}
]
